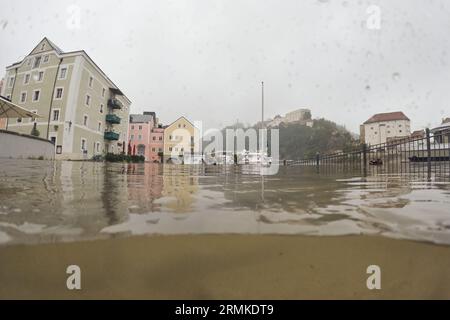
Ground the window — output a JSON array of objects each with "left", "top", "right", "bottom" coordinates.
[
  {"left": 81, "top": 139, "right": 86, "bottom": 151},
  {"left": 33, "top": 56, "right": 41, "bottom": 69},
  {"left": 131, "top": 125, "right": 134, "bottom": 130},
  {"left": 8, "top": 76, "right": 14, "bottom": 88},
  {"left": 32, "top": 90, "right": 40, "bottom": 102},
  {"left": 36, "top": 71, "right": 44, "bottom": 82},
  {"left": 83, "top": 115, "right": 88, "bottom": 126},
  {"left": 59, "top": 68, "right": 67, "bottom": 79},
  {"left": 139, "top": 126, "right": 142, "bottom": 130},
  {"left": 153, "top": 136, "right": 156, "bottom": 140},
  {"left": 159, "top": 148, "right": 163, "bottom": 152},
  {"left": 131, "top": 134, "right": 134, "bottom": 140},
  {"left": 102, "top": 88, "right": 106, "bottom": 97},
  {"left": 399, "top": 124, "right": 402, "bottom": 127},
  {"left": 96, "top": 142, "right": 101, "bottom": 153},
  {"left": 43, "top": 55, "right": 49, "bottom": 63},
  {"left": 52, "top": 110, "right": 60, "bottom": 121},
  {"left": 23, "top": 74, "right": 30, "bottom": 85},
  {"left": 98, "top": 122, "right": 102, "bottom": 132},
  {"left": 399, "top": 130, "right": 402, "bottom": 133},
  {"left": 138, "top": 134, "right": 142, "bottom": 140},
  {"left": 169, "top": 147, "right": 173, "bottom": 151},
  {"left": 20, "top": 92, "right": 27, "bottom": 103},
  {"left": 100, "top": 104, "right": 104, "bottom": 113},
  {"left": 17, "top": 118, "right": 22, "bottom": 123},
  {"left": 85, "top": 95, "right": 91, "bottom": 106},
  {"left": 55, "top": 88, "right": 63, "bottom": 99},
  {"left": 41, "top": 43, "right": 46, "bottom": 50},
  {"left": 178, "top": 124, "right": 181, "bottom": 128},
  {"left": 88, "top": 76, "right": 93, "bottom": 88},
  {"left": 152, "top": 148, "right": 156, "bottom": 152},
  {"left": 169, "top": 135, "right": 172, "bottom": 140}
]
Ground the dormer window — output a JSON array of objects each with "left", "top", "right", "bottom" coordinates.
[{"left": 33, "top": 56, "right": 41, "bottom": 69}]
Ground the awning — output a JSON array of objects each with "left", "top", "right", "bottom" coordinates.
[{"left": 0, "top": 95, "right": 43, "bottom": 119}]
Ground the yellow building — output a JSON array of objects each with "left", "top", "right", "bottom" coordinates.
[{"left": 163, "top": 116, "right": 200, "bottom": 162}]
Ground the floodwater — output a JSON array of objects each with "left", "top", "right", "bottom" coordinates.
[
  {"left": 1, "top": 159, "right": 450, "bottom": 299},
  {"left": 0, "top": 159, "right": 449, "bottom": 245}
]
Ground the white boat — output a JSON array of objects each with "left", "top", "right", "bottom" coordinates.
[
  {"left": 183, "top": 153, "right": 204, "bottom": 165},
  {"left": 238, "top": 150, "right": 272, "bottom": 165},
  {"left": 204, "top": 151, "right": 235, "bottom": 165}
]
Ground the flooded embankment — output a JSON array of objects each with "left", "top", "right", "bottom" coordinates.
[{"left": 1, "top": 159, "right": 450, "bottom": 298}]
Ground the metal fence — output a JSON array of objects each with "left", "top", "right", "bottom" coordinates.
[{"left": 293, "top": 129, "right": 450, "bottom": 178}]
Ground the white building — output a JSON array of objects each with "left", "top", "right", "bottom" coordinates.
[
  {"left": 266, "top": 108, "right": 313, "bottom": 128},
  {"left": 361, "top": 111, "right": 411, "bottom": 146}
]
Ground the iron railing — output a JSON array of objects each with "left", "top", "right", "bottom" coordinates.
[{"left": 293, "top": 129, "right": 450, "bottom": 178}]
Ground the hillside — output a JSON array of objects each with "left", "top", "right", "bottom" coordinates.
[
  {"left": 276, "top": 119, "right": 358, "bottom": 159},
  {"left": 220, "top": 118, "right": 359, "bottom": 160}
]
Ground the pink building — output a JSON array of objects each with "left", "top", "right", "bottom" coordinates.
[{"left": 128, "top": 112, "right": 164, "bottom": 162}]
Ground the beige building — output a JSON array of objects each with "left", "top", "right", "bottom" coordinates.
[
  {"left": 361, "top": 111, "right": 411, "bottom": 146},
  {"left": 163, "top": 116, "right": 199, "bottom": 162},
  {"left": 0, "top": 38, "right": 131, "bottom": 159},
  {"left": 266, "top": 108, "right": 313, "bottom": 128}
]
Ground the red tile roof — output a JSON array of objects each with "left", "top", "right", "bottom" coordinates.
[{"left": 364, "top": 111, "right": 410, "bottom": 124}]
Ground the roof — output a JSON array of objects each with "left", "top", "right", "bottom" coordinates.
[
  {"left": 166, "top": 116, "right": 197, "bottom": 129},
  {"left": 431, "top": 122, "right": 450, "bottom": 133},
  {"left": 129, "top": 113, "right": 155, "bottom": 124},
  {"left": 364, "top": 111, "right": 410, "bottom": 124}
]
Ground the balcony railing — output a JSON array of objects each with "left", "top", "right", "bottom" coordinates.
[
  {"left": 104, "top": 131, "right": 120, "bottom": 141},
  {"left": 106, "top": 114, "right": 121, "bottom": 124},
  {"left": 108, "top": 98, "right": 123, "bottom": 110}
]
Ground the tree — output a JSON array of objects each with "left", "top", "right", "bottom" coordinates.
[{"left": 30, "top": 123, "right": 40, "bottom": 137}]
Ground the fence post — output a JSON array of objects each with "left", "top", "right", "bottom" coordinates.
[
  {"left": 426, "top": 128, "right": 432, "bottom": 181},
  {"left": 316, "top": 152, "right": 320, "bottom": 173},
  {"left": 362, "top": 143, "right": 367, "bottom": 177}
]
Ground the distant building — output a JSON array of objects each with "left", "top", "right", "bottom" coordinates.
[
  {"left": 431, "top": 118, "right": 450, "bottom": 144},
  {"left": 128, "top": 112, "right": 164, "bottom": 162},
  {"left": 163, "top": 116, "right": 199, "bottom": 162},
  {"left": 1, "top": 38, "right": 131, "bottom": 159},
  {"left": 266, "top": 108, "right": 313, "bottom": 128},
  {"left": 361, "top": 111, "right": 411, "bottom": 145},
  {"left": 0, "top": 78, "right": 5, "bottom": 129},
  {"left": 411, "top": 129, "right": 425, "bottom": 139}
]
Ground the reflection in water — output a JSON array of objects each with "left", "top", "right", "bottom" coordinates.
[{"left": 0, "top": 159, "right": 450, "bottom": 245}]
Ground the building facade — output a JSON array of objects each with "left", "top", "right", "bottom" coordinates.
[
  {"left": 361, "top": 111, "right": 411, "bottom": 146},
  {"left": 1, "top": 38, "right": 131, "bottom": 159},
  {"left": 163, "top": 116, "right": 199, "bottom": 162},
  {"left": 128, "top": 112, "right": 164, "bottom": 162},
  {"left": 0, "top": 78, "right": 6, "bottom": 129}
]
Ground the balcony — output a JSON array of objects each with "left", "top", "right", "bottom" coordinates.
[
  {"left": 106, "top": 114, "right": 121, "bottom": 124},
  {"left": 104, "top": 131, "right": 120, "bottom": 141},
  {"left": 108, "top": 98, "right": 123, "bottom": 110}
]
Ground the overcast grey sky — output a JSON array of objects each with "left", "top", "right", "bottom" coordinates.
[{"left": 0, "top": 0, "right": 449, "bottom": 132}]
